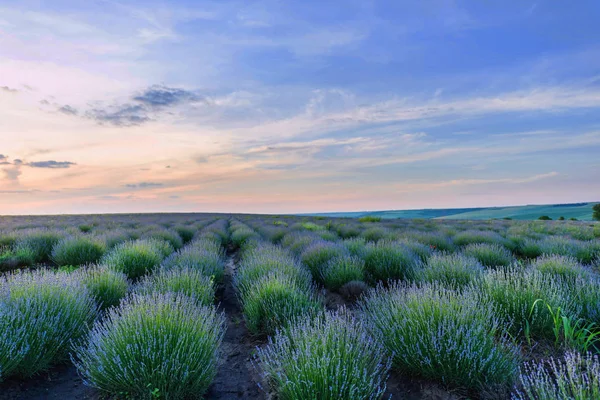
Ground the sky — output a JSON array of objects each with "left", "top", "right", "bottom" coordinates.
[{"left": 1, "top": 0, "right": 600, "bottom": 215}]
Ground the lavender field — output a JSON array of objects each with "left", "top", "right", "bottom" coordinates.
[{"left": 1, "top": 213, "right": 600, "bottom": 399}]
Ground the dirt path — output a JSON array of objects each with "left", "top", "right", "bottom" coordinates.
[
  {"left": 0, "top": 363, "right": 97, "bottom": 400},
  {"left": 207, "top": 249, "right": 263, "bottom": 400}
]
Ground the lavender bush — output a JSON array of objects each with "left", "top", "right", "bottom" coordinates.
[
  {"left": 74, "top": 292, "right": 224, "bottom": 399},
  {"left": 417, "top": 252, "right": 484, "bottom": 289},
  {"left": 360, "top": 282, "right": 520, "bottom": 392},
  {"left": 135, "top": 266, "right": 215, "bottom": 306},
  {"left": 513, "top": 351, "right": 600, "bottom": 399},
  {"left": 102, "top": 238, "right": 172, "bottom": 280},
  {"left": 0, "top": 269, "right": 97, "bottom": 380},
  {"left": 51, "top": 236, "right": 106, "bottom": 266},
  {"left": 256, "top": 308, "right": 391, "bottom": 399}
]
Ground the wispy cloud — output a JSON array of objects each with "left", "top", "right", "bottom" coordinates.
[
  {"left": 28, "top": 160, "right": 76, "bottom": 169},
  {"left": 1, "top": 86, "right": 19, "bottom": 93},
  {"left": 124, "top": 182, "right": 164, "bottom": 189}
]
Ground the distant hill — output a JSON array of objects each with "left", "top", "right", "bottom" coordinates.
[{"left": 300, "top": 202, "right": 599, "bottom": 221}]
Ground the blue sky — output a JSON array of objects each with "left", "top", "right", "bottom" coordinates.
[{"left": 1, "top": 0, "right": 600, "bottom": 214}]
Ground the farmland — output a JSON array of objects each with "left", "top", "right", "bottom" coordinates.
[
  {"left": 1, "top": 213, "right": 600, "bottom": 399},
  {"left": 304, "top": 202, "right": 599, "bottom": 221}
]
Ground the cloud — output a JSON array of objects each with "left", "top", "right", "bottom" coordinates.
[
  {"left": 395, "top": 172, "right": 561, "bottom": 193},
  {"left": 1, "top": 86, "right": 18, "bottom": 93},
  {"left": 0, "top": 189, "right": 38, "bottom": 194},
  {"left": 58, "top": 105, "right": 78, "bottom": 115},
  {"left": 81, "top": 85, "right": 206, "bottom": 126},
  {"left": 124, "top": 182, "right": 164, "bottom": 189},
  {"left": 133, "top": 85, "right": 202, "bottom": 107},
  {"left": 2, "top": 165, "right": 22, "bottom": 182},
  {"left": 87, "top": 104, "right": 150, "bottom": 126},
  {"left": 27, "top": 160, "right": 76, "bottom": 168}
]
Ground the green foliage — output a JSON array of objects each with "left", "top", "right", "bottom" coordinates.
[
  {"left": 143, "top": 229, "right": 183, "bottom": 250},
  {"left": 530, "top": 255, "right": 587, "bottom": 282},
  {"left": 480, "top": 268, "right": 576, "bottom": 341},
  {"left": 538, "top": 216, "right": 552, "bottom": 220},
  {"left": 257, "top": 309, "right": 391, "bottom": 400},
  {"left": 174, "top": 225, "right": 195, "bottom": 244},
  {"left": 533, "top": 300, "right": 600, "bottom": 353},
  {"left": 15, "top": 230, "right": 64, "bottom": 263},
  {"left": 462, "top": 243, "right": 515, "bottom": 268},
  {"left": 77, "top": 265, "right": 129, "bottom": 310},
  {"left": 51, "top": 236, "right": 106, "bottom": 266},
  {"left": 361, "top": 227, "right": 389, "bottom": 242},
  {"left": 320, "top": 255, "right": 365, "bottom": 291},
  {"left": 360, "top": 282, "right": 519, "bottom": 392},
  {"left": 358, "top": 216, "right": 382, "bottom": 223},
  {"left": 79, "top": 224, "right": 93, "bottom": 233},
  {"left": 0, "top": 269, "right": 97, "bottom": 380},
  {"left": 417, "top": 253, "right": 484, "bottom": 289},
  {"left": 300, "top": 242, "right": 347, "bottom": 278},
  {"left": 74, "top": 293, "right": 224, "bottom": 399},
  {"left": 135, "top": 266, "right": 215, "bottom": 307},
  {"left": 301, "top": 222, "right": 325, "bottom": 231},
  {"left": 364, "top": 241, "right": 418, "bottom": 282},
  {"left": 593, "top": 203, "right": 600, "bottom": 221},
  {"left": 242, "top": 274, "right": 322, "bottom": 335},
  {"left": 0, "top": 246, "right": 35, "bottom": 271},
  {"left": 162, "top": 241, "right": 225, "bottom": 284},
  {"left": 514, "top": 352, "right": 600, "bottom": 400},
  {"left": 102, "top": 239, "right": 171, "bottom": 280}
]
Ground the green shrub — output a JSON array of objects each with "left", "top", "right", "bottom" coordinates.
[
  {"left": 236, "top": 250, "right": 313, "bottom": 301},
  {"left": 144, "top": 229, "right": 183, "bottom": 250},
  {"left": 593, "top": 203, "right": 600, "bottom": 221},
  {"left": 300, "top": 241, "right": 348, "bottom": 278},
  {"left": 361, "top": 227, "right": 389, "bottom": 243},
  {"left": 0, "top": 232, "right": 17, "bottom": 248},
  {"left": 135, "top": 266, "right": 215, "bottom": 307},
  {"left": 364, "top": 241, "right": 418, "bottom": 282},
  {"left": 0, "top": 269, "right": 97, "bottom": 380},
  {"left": 242, "top": 274, "right": 322, "bottom": 335},
  {"left": 513, "top": 351, "right": 600, "bottom": 399},
  {"left": 301, "top": 222, "right": 325, "bottom": 231},
  {"left": 395, "top": 238, "right": 434, "bottom": 262},
  {"left": 342, "top": 237, "right": 368, "bottom": 258},
  {"left": 15, "top": 229, "right": 64, "bottom": 263},
  {"left": 102, "top": 239, "right": 171, "bottom": 280},
  {"left": 231, "top": 227, "right": 259, "bottom": 249},
  {"left": 358, "top": 216, "right": 382, "bottom": 223},
  {"left": 257, "top": 309, "right": 391, "bottom": 400},
  {"left": 462, "top": 243, "right": 514, "bottom": 268},
  {"left": 79, "top": 224, "right": 93, "bottom": 233},
  {"left": 77, "top": 265, "right": 129, "bottom": 310},
  {"left": 74, "top": 293, "right": 224, "bottom": 399},
  {"left": 320, "top": 255, "right": 365, "bottom": 291},
  {"left": 162, "top": 243, "right": 225, "bottom": 284},
  {"left": 571, "top": 277, "right": 600, "bottom": 324},
  {"left": 480, "top": 268, "right": 576, "bottom": 341},
  {"left": 51, "top": 236, "right": 106, "bottom": 266},
  {"left": 174, "top": 225, "right": 195, "bottom": 244},
  {"left": 410, "top": 232, "right": 456, "bottom": 253},
  {"left": 0, "top": 246, "right": 35, "bottom": 271},
  {"left": 530, "top": 255, "right": 587, "bottom": 282},
  {"left": 360, "top": 282, "right": 519, "bottom": 393},
  {"left": 538, "top": 216, "right": 552, "bottom": 220},
  {"left": 453, "top": 230, "right": 506, "bottom": 247},
  {"left": 417, "top": 253, "right": 484, "bottom": 289}
]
